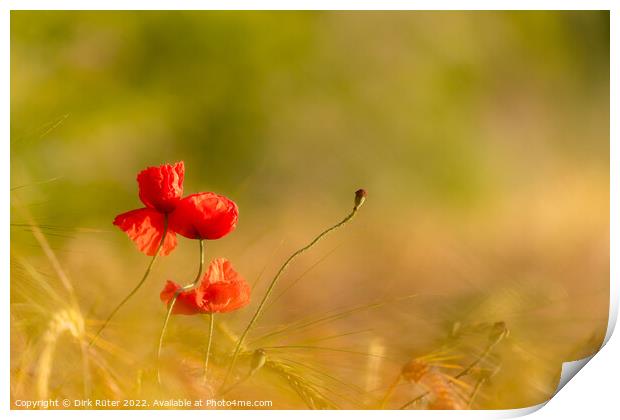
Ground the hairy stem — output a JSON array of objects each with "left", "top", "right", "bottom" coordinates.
[
  {"left": 90, "top": 215, "right": 169, "bottom": 347},
  {"left": 157, "top": 239, "right": 205, "bottom": 384},
  {"left": 203, "top": 314, "right": 214, "bottom": 383},
  {"left": 222, "top": 193, "right": 366, "bottom": 390}
]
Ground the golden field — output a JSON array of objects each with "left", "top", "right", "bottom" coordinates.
[{"left": 10, "top": 11, "right": 609, "bottom": 409}]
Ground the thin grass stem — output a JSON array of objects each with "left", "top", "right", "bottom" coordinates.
[
  {"left": 222, "top": 191, "right": 367, "bottom": 390},
  {"left": 380, "top": 375, "right": 402, "bottom": 409},
  {"left": 278, "top": 356, "right": 365, "bottom": 394},
  {"left": 90, "top": 215, "right": 169, "bottom": 347},
  {"left": 79, "top": 340, "right": 92, "bottom": 398},
  {"left": 265, "top": 245, "right": 341, "bottom": 311},
  {"left": 203, "top": 313, "right": 214, "bottom": 383},
  {"left": 467, "top": 377, "right": 486, "bottom": 408},
  {"left": 262, "top": 344, "right": 391, "bottom": 359},
  {"left": 157, "top": 239, "right": 205, "bottom": 384},
  {"left": 250, "top": 294, "right": 417, "bottom": 346}
]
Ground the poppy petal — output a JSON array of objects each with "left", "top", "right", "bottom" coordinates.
[
  {"left": 137, "top": 161, "right": 184, "bottom": 213},
  {"left": 160, "top": 280, "right": 204, "bottom": 315},
  {"left": 202, "top": 257, "right": 243, "bottom": 285},
  {"left": 201, "top": 280, "right": 251, "bottom": 313},
  {"left": 169, "top": 192, "right": 238, "bottom": 240},
  {"left": 197, "top": 258, "right": 251, "bottom": 313},
  {"left": 113, "top": 208, "right": 177, "bottom": 256}
]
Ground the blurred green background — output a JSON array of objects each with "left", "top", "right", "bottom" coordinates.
[{"left": 11, "top": 11, "right": 610, "bottom": 409}]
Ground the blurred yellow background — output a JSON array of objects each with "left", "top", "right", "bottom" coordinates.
[{"left": 11, "top": 11, "right": 609, "bottom": 409}]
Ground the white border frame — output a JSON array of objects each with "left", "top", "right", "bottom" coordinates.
[{"left": 3, "top": 3, "right": 617, "bottom": 419}]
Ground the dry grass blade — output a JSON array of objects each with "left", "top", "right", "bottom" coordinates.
[
  {"left": 250, "top": 294, "right": 418, "bottom": 346},
  {"left": 276, "top": 356, "right": 365, "bottom": 394},
  {"left": 265, "top": 244, "right": 342, "bottom": 311},
  {"left": 36, "top": 308, "right": 88, "bottom": 400},
  {"left": 264, "top": 360, "right": 337, "bottom": 409},
  {"left": 275, "top": 360, "right": 363, "bottom": 407},
  {"left": 262, "top": 344, "right": 392, "bottom": 360},
  {"left": 298, "top": 329, "right": 374, "bottom": 345},
  {"left": 12, "top": 198, "right": 93, "bottom": 400}
]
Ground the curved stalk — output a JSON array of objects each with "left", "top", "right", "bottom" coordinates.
[
  {"left": 221, "top": 191, "right": 367, "bottom": 390},
  {"left": 90, "top": 215, "right": 169, "bottom": 347},
  {"left": 157, "top": 239, "right": 205, "bottom": 384}
]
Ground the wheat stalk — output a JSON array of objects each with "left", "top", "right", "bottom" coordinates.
[
  {"left": 265, "top": 360, "right": 337, "bottom": 409},
  {"left": 36, "top": 309, "right": 87, "bottom": 401}
]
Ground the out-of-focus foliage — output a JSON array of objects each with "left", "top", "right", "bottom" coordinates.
[{"left": 11, "top": 11, "right": 609, "bottom": 409}]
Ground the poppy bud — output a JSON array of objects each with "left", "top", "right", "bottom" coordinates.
[
  {"left": 489, "top": 321, "right": 509, "bottom": 343},
  {"left": 354, "top": 188, "right": 368, "bottom": 209}
]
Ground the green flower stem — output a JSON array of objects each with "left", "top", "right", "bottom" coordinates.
[
  {"left": 157, "top": 239, "right": 205, "bottom": 384},
  {"left": 203, "top": 313, "right": 214, "bottom": 383},
  {"left": 221, "top": 193, "right": 366, "bottom": 390},
  {"left": 90, "top": 215, "right": 169, "bottom": 347}
]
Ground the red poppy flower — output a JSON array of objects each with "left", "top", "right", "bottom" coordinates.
[
  {"left": 113, "top": 162, "right": 184, "bottom": 256},
  {"left": 114, "top": 161, "right": 238, "bottom": 256},
  {"left": 160, "top": 258, "right": 251, "bottom": 315},
  {"left": 169, "top": 192, "right": 239, "bottom": 240},
  {"left": 137, "top": 161, "right": 185, "bottom": 213}
]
